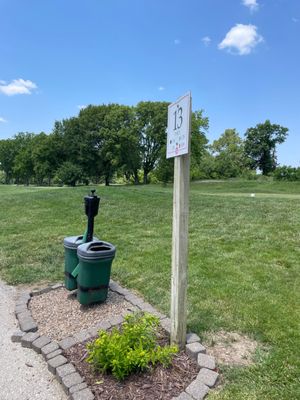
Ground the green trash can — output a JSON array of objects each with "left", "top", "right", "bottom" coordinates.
[
  {"left": 63, "top": 235, "right": 98, "bottom": 290},
  {"left": 76, "top": 240, "right": 116, "bottom": 305}
]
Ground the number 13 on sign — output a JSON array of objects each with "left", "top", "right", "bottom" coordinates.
[{"left": 167, "top": 92, "right": 191, "bottom": 159}]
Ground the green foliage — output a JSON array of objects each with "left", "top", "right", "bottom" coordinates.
[
  {"left": 0, "top": 138, "right": 18, "bottom": 183},
  {"left": 1, "top": 104, "right": 292, "bottom": 185},
  {"left": 244, "top": 120, "right": 288, "bottom": 175},
  {"left": 0, "top": 101, "right": 210, "bottom": 186},
  {"left": 210, "top": 129, "right": 247, "bottom": 178},
  {"left": 57, "top": 104, "right": 139, "bottom": 186},
  {"left": 189, "top": 111, "right": 210, "bottom": 180},
  {"left": 274, "top": 165, "right": 300, "bottom": 181},
  {"left": 154, "top": 145, "right": 173, "bottom": 183},
  {"left": 31, "top": 132, "right": 61, "bottom": 185},
  {"left": 55, "top": 161, "right": 83, "bottom": 186},
  {"left": 0, "top": 170, "right": 5, "bottom": 184},
  {"left": 118, "top": 122, "right": 141, "bottom": 184},
  {"left": 12, "top": 132, "right": 36, "bottom": 185},
  {"left": 240, "top": 169, "right": 258, "bottom": 180},
  {"left": 135, "top": 101, "right": 169, "bottom": 184},
  {"left": 97, "top": 104, "right": 136, "bottom": 186},
  {"left": 193, "top": 151, "right": 218, "bottom": 180},
  {"left": 86, "top": 312, "right": 178, "bottom": 380},
  {"left": 0, "top": 131, "right": 64, "bottom": 185}
]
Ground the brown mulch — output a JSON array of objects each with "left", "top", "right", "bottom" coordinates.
[{"left": 64, "top": 331, "right": 199, "bottom": 400}]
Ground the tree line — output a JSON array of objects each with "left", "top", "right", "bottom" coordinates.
[{"left": 0, "top": 101, "right": 290, "bottom": 186}]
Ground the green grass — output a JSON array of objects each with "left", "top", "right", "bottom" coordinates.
[{"left": 0, "top": 180, "right": 299, "bottom": 399}]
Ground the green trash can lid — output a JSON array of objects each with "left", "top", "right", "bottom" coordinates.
[
  {"left": 63, "top": 235, "right": 98, "bottom": 250},
  {"left": 77, "top": 240, "right": 116, "bottom": 260}
]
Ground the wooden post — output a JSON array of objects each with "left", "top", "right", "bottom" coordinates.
[{"left": 170, "top": 99, "right": 191, "bottom": 349}]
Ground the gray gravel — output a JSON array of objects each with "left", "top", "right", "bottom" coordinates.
[
  {"left": 30, "top": 287, "right": 133, "bottom": 340},
  {"left": 0, "top": 280, "right": 67, "bottom": 400}
]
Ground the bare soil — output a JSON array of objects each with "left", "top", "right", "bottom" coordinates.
[
  {"left": 64, "top": 332, "right": 199, "bottom": 400},
  {"left": 204, "top": 330, "right": 258, "bottom": 366}
]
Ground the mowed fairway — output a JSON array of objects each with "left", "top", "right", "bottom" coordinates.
[{"left": 0, "top": 181, "right": 299, "bottom": 399}]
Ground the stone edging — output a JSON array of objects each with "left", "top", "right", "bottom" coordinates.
[{"left": 12, "top": 280, "right": 219, "bottom": 400}]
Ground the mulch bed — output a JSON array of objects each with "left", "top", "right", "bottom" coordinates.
[{"left": 64, "top": 331, "right": 199, "bottom": 400}]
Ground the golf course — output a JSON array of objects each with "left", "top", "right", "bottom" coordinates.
[{"left": 1, "top": 179, "right": 299, "bottom": 399}]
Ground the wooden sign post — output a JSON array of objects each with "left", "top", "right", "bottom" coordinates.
[{"left": 167, "top": 92, "right": 192, "bottom": 349}]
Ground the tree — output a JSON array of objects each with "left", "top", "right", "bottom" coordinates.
[
  {"left": 196, "top": 151, "right": 218, "bottom": 179},
  {"left": 12, "top": 133, "right": 35, "bottom": 185},
  {"left": 55, "top": 161, "right": 83, "bottom": 186},
  {"left": 31, "top": 132, "right": 63, "bottom": 185},
  {"left": 190, "top": 110, "right": 209, "bottom": 180},
  {"left": 117, "top": 124, "right": 141, "bottom": 184},
  {"left": 210, "top": 129, "right": 246, "bottom": 178},
  {"left": 97, "top": 104, "right": 136, "bottom": 186},
  {"left": 154, "top": 145, "right": 173, "bottom": 184},
  {"left": 76, "top": 104, "right": 137, "bottom": 185},
  {"left": 244, "top": 120, "right": 288, "bottom": 175},
  {"left": 135, "top": 101, "right": 169, "bottom": 184},
  {"left": 0, "top": 139, "right": 17, "bottom": 183},
  {"left": 58, "top": 116, "right": 93, "bottom": 178}
]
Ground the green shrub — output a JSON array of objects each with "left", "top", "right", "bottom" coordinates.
[
  {"left": 274, "top": 165, "right": 300, "bottom": 181},
  {"left": 241, "top": 169, "right": 258, "bottom": 180},
  {"left": 54, "top": 162, "right": 83, "bottom": 187},
  {"left": 86, "top": 312, "right": 178, "bottom": 380}
]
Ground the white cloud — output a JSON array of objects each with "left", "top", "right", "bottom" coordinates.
[
  {"left": 174, "top": 39, "right": 181, "bottom": 45},
  {"left": 0, "top": 117, "right": 7, "bottom": 123},
  {"left": 77, "top": 105, "right": 87, "bottom": 110},
  {"left": 242, "top": 0, "right": 259, "bottom": 12},
  {"left": 201, "top": 36, "right": 211, "bottom": 46},
  {"left": 158, "top": 86, "right": 165, "bottom": 91},
  {"left": 0, "top": 79, "right": 37, "bottom": 96},
  {"left": 218, "top": 24, "right": 263, "bottom": 55}
]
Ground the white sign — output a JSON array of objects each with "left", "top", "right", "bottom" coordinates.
[{"left": 167, "top": 92, "right": 191, "bottom": 159}]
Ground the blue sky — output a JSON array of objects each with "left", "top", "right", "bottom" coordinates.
[{"left": 0, "top": 0, "right": 299, "bottom": 166}]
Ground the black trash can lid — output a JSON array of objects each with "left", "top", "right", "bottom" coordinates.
[
  {"left": 63, "top": 236, "right": 98, "bottom": 250},
  {"left": 77, "top": 240, "right": 116, "bottom": 260}
]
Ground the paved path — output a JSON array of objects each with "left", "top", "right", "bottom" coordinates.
[{"left": 0, "top": 280, "right": 67, "bottom": 400}]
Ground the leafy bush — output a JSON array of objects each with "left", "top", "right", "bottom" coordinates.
[
  {"left": 86, "top": 312, "right": 178, "bottom": 380},
  {"left": 54, "top": 161, "right": 83, "bottom": 186},
  {"left": 241, "top": 169, "right": 258, "bottom": 180},
  {"left": 274, "top": 165, "right": 300, "bottom": 181}
]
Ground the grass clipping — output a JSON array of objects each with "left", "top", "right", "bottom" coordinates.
[{"left": 86, "top": 312, "right": 178, "bottom": 380}]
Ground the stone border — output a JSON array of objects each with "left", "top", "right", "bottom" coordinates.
[{"left": 12, "top": 280, "right": 219, "bottom": 400}]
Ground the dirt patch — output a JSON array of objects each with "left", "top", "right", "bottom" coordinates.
[
  {"left": 204, "top": 331, "right": 258, "bottom": 366},
  {"left": 64, "top": 331, "right": 199, "bottom": 400}
]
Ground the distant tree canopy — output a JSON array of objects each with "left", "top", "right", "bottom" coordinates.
[
  {"left": 244, "top": 120, "right": 288, "bottom": 175},
  {"left": 0, "top": 104, "right": 290, "bottom": 185},
  {"left": 0, "top": 102, "right": 209, "bottom": 185},
  {"left": 210, "top": 129, "right": 246, "bottom": 178},
  {"left": 0, "top": 138, "right": 17, "bottom": 184}
]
